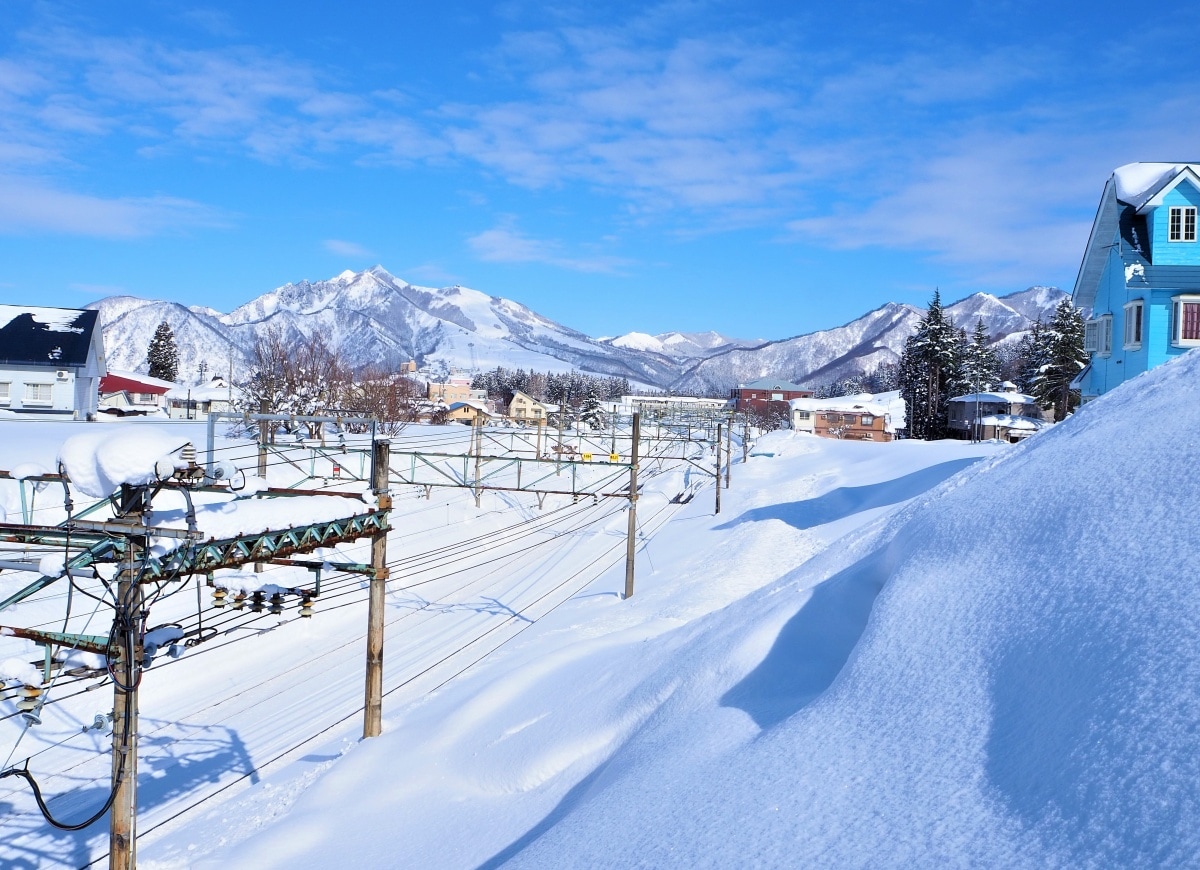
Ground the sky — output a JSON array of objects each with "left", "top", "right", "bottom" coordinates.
[{"left": 1, "top": 0, "right": 1199, "bottom": 341}]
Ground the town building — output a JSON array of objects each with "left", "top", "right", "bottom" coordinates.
[
  {"left": 789, "top": 392, "right": 905, "bottom": 442},
  {"left": 946, "top": 384, "right": 1050, "bottom": 442},
  {"left": 731, "top": 378, "right": 813, "bottom": 415},
  {"left": 98, "top": 370, "right": 175, "bottom": 416},
  {"left": 1073, "top": 163, "right": 1200, "bottom": 400},
  {"left": 0, "top": 305, "right": 106, "bottom": 419}
]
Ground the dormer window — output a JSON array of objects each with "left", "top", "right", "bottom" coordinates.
[{"left": 1169, "top": 206, "right": 1197, "bottom": 242}]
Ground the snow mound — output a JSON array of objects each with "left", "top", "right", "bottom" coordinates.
[
  {"left": 58, "top": 428, "right": 190, "bottom": 498},
  {"left": 499, "top": 349, "right": 1200, "bottom": 866}
]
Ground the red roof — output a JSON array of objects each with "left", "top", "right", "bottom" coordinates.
[{"left": 99, "top": 374, "right": 172, "bottom": 395}]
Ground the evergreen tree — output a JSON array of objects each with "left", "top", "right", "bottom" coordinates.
[
  {"left": 1032, "top": 298, "right": 1088, "bottom": 421},
  {"left": 898, "top": 290, "right": 959, "bottom": 439},
  {"left": 957, "top": 318, "right": 1001, "bottom": 395},
  {"left": 146, "top": 320, "right": 179, "bottom": 381},
  {"left": 580, "top": 388, "right": 604, "bottom": 430}
]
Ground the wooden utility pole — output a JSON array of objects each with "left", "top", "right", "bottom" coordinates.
[
  {"left": 725, "top": 417, "right": 732, "bottom": 489},
  {"left": 624, "top": 412, "right": 640, "bottom": 599},
  {"left": 110, "top": 485, "right": 145, "bottom": 870},
  {"left": 256, "top": 399, "right": 268, "bottom": 574},
  {"left": 715, "top": 423, "right": 722, "bottom": 515},
  {"left": 743, "top": 419, "right": 749, "bottom": 464},
  {"left": 364, "top": 439, "right": 390, "bottom": 739}
]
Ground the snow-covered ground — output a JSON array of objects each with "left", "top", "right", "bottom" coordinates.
[{"left": 3, "top": 351, "right": 1195, "bottom": 868}]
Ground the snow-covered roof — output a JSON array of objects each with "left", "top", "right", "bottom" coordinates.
[
  {"left": 0, "top": 305, "right": 101, "bottom": 368},
  {"left": 790, "top": 391, "right": 906, "bottom": 432},
  {"left": 739, "top": 377, "right": 809, "bottom": 392},
  {"left": 977, "top": 414, "right": 1048, "bottom": 431},
  {"left": 948, "top": 391, "right": 1038, "bottom": 404}
]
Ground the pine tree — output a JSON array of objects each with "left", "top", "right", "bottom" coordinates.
[
  {"left": 1032, "top": 298, "right": 1088, "bottom": 421},
  {"left": 957, "top": 318, "right": 1000, "bottom": 395},
  {"left": 580, "top": 388, "right": 604, "bottom": 430},
  {"left": 146, "top": 320, "right": 179, "bottom": 382},
  {"left": 898, "top": 290, "right": 959, "bottom": 439}
]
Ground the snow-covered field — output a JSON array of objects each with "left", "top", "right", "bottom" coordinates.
[{"left": 2, "top": 352, "right": 1195, "bottom": 868}]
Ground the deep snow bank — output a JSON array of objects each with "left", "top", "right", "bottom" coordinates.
[{"left": 498, "top": 352, "right": 1200, "bottom": 867}]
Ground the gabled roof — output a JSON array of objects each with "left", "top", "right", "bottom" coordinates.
[
  {"left": 0, "top": 305, "right": 100, "bottom": 368},
  {"left": 1074, "top": 163, "right": 1200, "bottom": 309},
  {"left": 100, "top": 371, "right": 175, "bottom": 395},
  {"left": 738, "top": 377, "right": 809, "bottom": 392}
]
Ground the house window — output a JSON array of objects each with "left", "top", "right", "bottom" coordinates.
[
  {"left": 794, "top": 410, "right": 811, "bottom": 420},
  {"left": 771, "top": 393, "right": 783, "bottom": 401},
  {"left": 1172, "top": 295, "right": 1200, "bottom": 346},
  {"left": 1123, "top": 301, "right": 1144, "bottom": 349},
  {"left": 1084, "top": 315, "right": 1112, "bottom": 356},
  {"left": 24, "top": 383, "right": 53, "bottom": 405},
  {"left": 135, "top": 392, "right": 158, "bottom": 403},
  {"left": 0, "top": 382, "right": 8, "bottom": 403},
  {"left": 1169, "top": 206, "right": 1198, "bottom": 242},
  {"left": 861, "top": 415, "right": 875, "bottom": 426}
]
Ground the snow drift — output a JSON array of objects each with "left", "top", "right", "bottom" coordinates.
[{"left": 208, "top": 351, "right": 1200, "bottom": 868}]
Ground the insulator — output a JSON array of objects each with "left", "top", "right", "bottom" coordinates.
[
  {"left": 180, "top": 442, "right": 197, "bottom": 465},
  {"left": 16, "top": 684, "right": 42, "bottom": 713},
  {"left": 300, "top": 597, "right": 314, "bottom": 618},
  {"left": 269, "top": 593, "right": 284, "bottom": 616},
  {"left": 232, "top": 592, "right": 247, "bottom": 610},
  {"left": 212, "top": 587, "right": 227, "bottom": 608},
  {"left": 251, "top": 591, "right": 265, "bottom": 613}
]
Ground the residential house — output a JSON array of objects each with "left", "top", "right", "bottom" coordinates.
[
  {"left": 731, "top": 378, "right": 812, "bottom": 415},
  {"left": 0, "top": 305, "right": 106, "bottom": 419},
  {"left": 426, "top": 377, "right": 485, "bottom": 405},
  {"left": 1073, "top": 163, "right": 1200, "bottom": 400},
  {"left": 946, "top": 384, "right": 1050, "bottom": 442},
  {"left": 99, "top": 370, "right": 175, "bottom": 416},
  {"left": 166, "top": 376, "right": 237, "bottom": 420},
  {"left": 789, "top": 392, "right": 905, "bottom": 442},
  {"left": 507, "top": 391, "right": 551, "bottom": 423},
  {"left": 445, "top": 401, "right": 495, "bottom": 425}
]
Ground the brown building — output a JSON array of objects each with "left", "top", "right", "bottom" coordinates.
[{"left": 730, "top": 378, "right": 813, "bottom": 415}]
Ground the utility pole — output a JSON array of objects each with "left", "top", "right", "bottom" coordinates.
[
  {"left": 725, "top": 416, "right": 732, "bottom": 489},
  {"left": 624, "top": 412, "right": 640, "bottom": 599},
  {"left": 364, "top": 439, "right": 391, "bottom": 739},
  {"left": 742, "top": 419, "right": 749, "bottom": 464},
  {"left": 472, "top": 417, "right": 482, "bottom": 508},
  {"left": 110, "top": 485, "right": 145, "bottom": 870},
  {"left": 256, "top": 398, "right": 268, "bottom": 574},
  {"left": 715, "top": 422, "right": 722, "bottom": 515}
]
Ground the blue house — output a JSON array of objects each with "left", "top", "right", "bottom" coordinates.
[{"left": 1073, "top": 163, "right": 1200, "bottom": 400}]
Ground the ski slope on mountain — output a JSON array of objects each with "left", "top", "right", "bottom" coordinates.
[{"left": 140, "top": 352, "right": 1200, "bottom": 868}]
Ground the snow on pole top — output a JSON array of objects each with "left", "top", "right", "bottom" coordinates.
[{"left": 58, "top": 428, "right": 190, "bottom": 498}]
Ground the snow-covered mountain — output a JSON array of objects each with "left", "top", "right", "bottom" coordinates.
[{"left": 89, "top": 268, "right": 1065, "bottom": 392}]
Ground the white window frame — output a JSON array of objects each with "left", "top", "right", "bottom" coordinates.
[
  {"left": 794, "top": 410, "right": 811, "bottom": 420},
  {"left": 1169, "top": 206, "right": 1198, "bottom": 242},
  {"left": 1172, "top": 295, "right": 1200, "bottom": 347},
  {"left": 860, "top": 415, "right": 875, "bottom": 426},
  {"left": 24, "top": 383, "right": 53, "bottom": 405},
  {"left": 1123, "top": 300, "right": 1144, "bottom": 350},
  {"left": 0, "top": 382, "right": 9, "bottom": 404},
  {"left": 1085, "top": 315, "right": 1112, "bottom": 356}
]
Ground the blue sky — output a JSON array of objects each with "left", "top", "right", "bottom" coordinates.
[{"left": 1, "top": 0, "right": 1199, "bottom": 340}]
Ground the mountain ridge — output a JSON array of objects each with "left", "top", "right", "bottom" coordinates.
[{"left": 88, "top": 267, "right": 1065, "bottom": 393}]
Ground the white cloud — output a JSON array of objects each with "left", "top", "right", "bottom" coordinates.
[
  {"left": 323, "top": 239, "right": 374, "bottom": 258},
  {"left": 0, "top": 176, "right": 226, "bottom": 237},
  {"left": 467, "top": 222, "right": 631, "bottom": 274}
]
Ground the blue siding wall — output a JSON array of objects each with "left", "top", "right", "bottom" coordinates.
[{"left": 1149, "top": 180, "right": 1200, "bottom": 265}]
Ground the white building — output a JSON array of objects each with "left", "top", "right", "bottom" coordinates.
[{"left": 0, "top": 305, "right": 106, "bottom": 420}]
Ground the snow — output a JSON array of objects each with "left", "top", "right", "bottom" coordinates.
[
  {"left": 0, "top": 658, "right": 42, "bottom": 687},
  {"left": 3, "top": 350, "right": 1199, "bottom": 866},
  {"left": 57, "top": 428, "right": 193, "bottom": 498},
  {"left": 0, "top": 305, "right": 87, "bottom": 333},
  {"left": 609, "top": 331, "right": 664, "bottom": 352},
  {"left": 1112, "top": 162, "right": 1186, "bottom": 207},
  {"left": 8, "top": 462, "right": 51, "bottom": 481}
]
